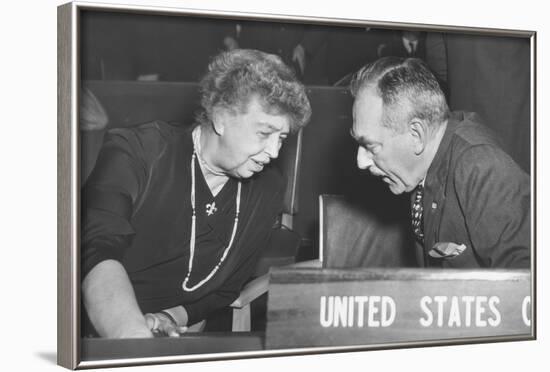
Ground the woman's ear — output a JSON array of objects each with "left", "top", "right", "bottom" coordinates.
[
  {"left": 409, "top": 118, "right": 428, "bottom": 155},
  {"left": 211, "top": 107, "right": 227, "bottom": 136}
]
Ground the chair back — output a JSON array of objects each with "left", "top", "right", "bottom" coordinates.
[{"left": 319, "top": 194, "right": 415, "bottom": 268}]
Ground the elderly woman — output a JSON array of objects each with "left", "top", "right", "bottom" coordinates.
[{"left": 81, "top": 49, "right": 311, "bottom": 338}]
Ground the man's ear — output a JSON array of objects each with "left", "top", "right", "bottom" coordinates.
[
  {"left": 409, "top": 118, "right": 428, "bottom": 155},
  {"left": 211, "top": 107, "right": 228, "bottom": 136}
]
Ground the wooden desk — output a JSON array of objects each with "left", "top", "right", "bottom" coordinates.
[{"left": 81, "top": 332, "right": 264, "bottom": 361}]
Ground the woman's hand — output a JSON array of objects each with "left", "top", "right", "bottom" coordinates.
[{"left": 145, "top": 312, "right": 188, "bottom": 338}]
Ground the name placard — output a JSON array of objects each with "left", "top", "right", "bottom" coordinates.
[{"left": 265, "top": 268, "right": 532, "bottom": 349}]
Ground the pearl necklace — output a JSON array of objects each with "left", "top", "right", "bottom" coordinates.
[
  {"left": 182, "top": 130, "right": 242, "bottom": 292},
  {"left": 193, "top": 126, "right": 227, "bottom": 177}
]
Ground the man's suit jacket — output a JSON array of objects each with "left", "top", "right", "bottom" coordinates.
[{"left": 415, "top": 111, "right": 530, "bottom": 268}]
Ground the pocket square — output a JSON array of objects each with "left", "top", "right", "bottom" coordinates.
[{"left": 429, "top": 242, "right": 467, "bottom": 259}]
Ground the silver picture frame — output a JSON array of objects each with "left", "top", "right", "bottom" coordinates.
[{"left": 58, "top": 1, "right": 536, "bottom": 369}]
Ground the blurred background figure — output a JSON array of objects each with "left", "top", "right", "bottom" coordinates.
[
  {"left": 224, "top": 20, "right": 307, "bottom": 80},
  {"left": 425, "top": 33, "right": 531, "bottom": 173},
  {"left": 384, "top": 30, "right": 426, "bottom": 59},
  {"left": 292, "top": 26, "right": 391, "bottom": 85}
]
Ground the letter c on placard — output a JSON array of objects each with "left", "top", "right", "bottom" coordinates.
[{"left": 522, "top": 296, "right": 531, "bottom": 327}]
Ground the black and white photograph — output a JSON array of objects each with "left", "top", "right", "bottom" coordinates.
[{"left": 56, "top": 0, "right": 536, "bottom": 369}]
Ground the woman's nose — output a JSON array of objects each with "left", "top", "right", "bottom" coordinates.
[{"left": 265, "top": 136, "right": 281, "bottom": 159}]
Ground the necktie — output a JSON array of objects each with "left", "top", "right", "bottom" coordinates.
[
  {"left": 411, "top": 184, "right": 424, "bottom": 243},
  {"left": 408, "top": 40, "right": 417, "bottom": 56}
]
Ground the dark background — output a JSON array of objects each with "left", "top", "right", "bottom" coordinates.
[{"left": 80, "top": 9, "right": 532, "bottom": 261}]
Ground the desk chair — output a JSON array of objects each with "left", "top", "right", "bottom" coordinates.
[{"left": 319, "top": 194, "right": 415, "bottom": 268}]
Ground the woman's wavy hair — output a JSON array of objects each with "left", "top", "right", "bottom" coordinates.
[{"left": 197, "top": 49, "right": 311, "bottom": 133}]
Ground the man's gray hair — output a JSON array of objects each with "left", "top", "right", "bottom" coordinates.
[{"left": 350, "top": 57, "right": 449, "bottom": 133}]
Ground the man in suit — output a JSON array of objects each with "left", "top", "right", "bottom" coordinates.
[
  {"left": 384, "top": 30, "right": 426, "bottom": 59},
  {"left": 349, "top": 57, "right": 530, "bottom": 269},
  {"left": 425, "top": 32, "right": 531, "bottom": 172}
]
